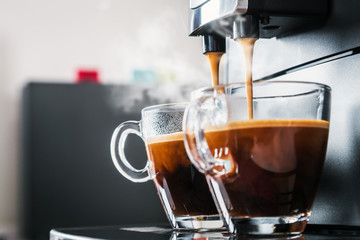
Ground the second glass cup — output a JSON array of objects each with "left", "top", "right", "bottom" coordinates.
[
  {"left": 183, "top": 81, "right": 331, "bottom": 236},
  {"left": 110, "top": 103, "right": 225, "bottom": 231}
]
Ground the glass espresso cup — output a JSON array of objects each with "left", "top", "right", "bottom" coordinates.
[
  {"left": 183, "top": 81, "right": 331, "bottom": 236},
  {"left": 110, "top": 103, "right": 224, "bottom": 231}
]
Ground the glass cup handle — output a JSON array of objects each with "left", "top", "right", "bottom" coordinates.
[
  {"left": 110, "top": 120, "right": 152, "bottom": 183},
  {"left": 183, "top": 95, "right": 228, "bottom": 176}
]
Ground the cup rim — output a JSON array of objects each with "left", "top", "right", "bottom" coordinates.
[
  {"left": 141, "top": 102, "right": 189, "bottom": 114},
  {"left": 193, "top": 80, "right": 332, "bottom": 93}
]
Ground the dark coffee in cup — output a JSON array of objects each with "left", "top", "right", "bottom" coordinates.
[
  {"left": 146, "top": 132, "right": 218, "bottom": 216},
  {"left": 204, "top": 119, "right": 329, "bottom": 218},
  {"left": 111, "top": 103, "right": 225, "bottom": 230}
]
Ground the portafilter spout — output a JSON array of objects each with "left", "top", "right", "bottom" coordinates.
[
  {"left": 202, "top": 35, "right": 226, "bottom": 54},
  {"left": 233, "top": 15, "right": 259, "bottom": 40}
]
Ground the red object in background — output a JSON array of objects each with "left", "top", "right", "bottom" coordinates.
[{"left": 76, "top": 69, "right": 100, "bottom": 84}]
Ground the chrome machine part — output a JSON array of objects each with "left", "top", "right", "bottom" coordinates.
[{"left": 189, "top": 0, "right": 329, "bottom": 53}]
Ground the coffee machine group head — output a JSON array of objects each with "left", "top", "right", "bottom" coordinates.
[{"left": 189, "top": 0, "right": 329, "bottom": 54}]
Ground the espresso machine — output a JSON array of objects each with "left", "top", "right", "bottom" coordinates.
[
  {"left": 189, "top": 0, "right": 360, "bottom": 227},
  {"left": 189, "top": 0, "right": 329, "bottom": 54}
]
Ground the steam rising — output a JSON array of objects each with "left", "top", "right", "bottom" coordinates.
[
  {"left": 106, "top": 1, "right": 213, "bottom": 113},
  {"left": 113, "top": 6, "right": 209, "bottom": 85},
  {"left": 107, "top": 83, "right": 204, "bottom": 113}
]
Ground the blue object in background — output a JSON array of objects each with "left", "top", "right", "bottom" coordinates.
[{"left": 132, "top": 69, "right": 156, "bottom": 84}]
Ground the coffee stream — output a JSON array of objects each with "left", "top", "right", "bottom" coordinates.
[
  {"left": 205, "top": 52, "right": 224, "bottom": 87},
  {"left": 206, "top": 38, "right": 257, "bottom": 119},
  {"left": 237, "top": 38, "right": 257, "bottom": 120}
]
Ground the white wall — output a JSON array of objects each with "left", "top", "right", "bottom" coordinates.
[{"left": 0, "top": 0, "right": 210, "bottom": 234}]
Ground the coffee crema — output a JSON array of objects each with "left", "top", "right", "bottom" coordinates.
[
  {"left": 204, "top": 119, "right": 329, "bottom": 217},
  {"left": 146, "top": 132, "right": 218, "bottom": 216}
]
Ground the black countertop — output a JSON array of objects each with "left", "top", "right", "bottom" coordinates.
[{"left": 50, "top": 224, "right": 360, "bottom": 240}]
